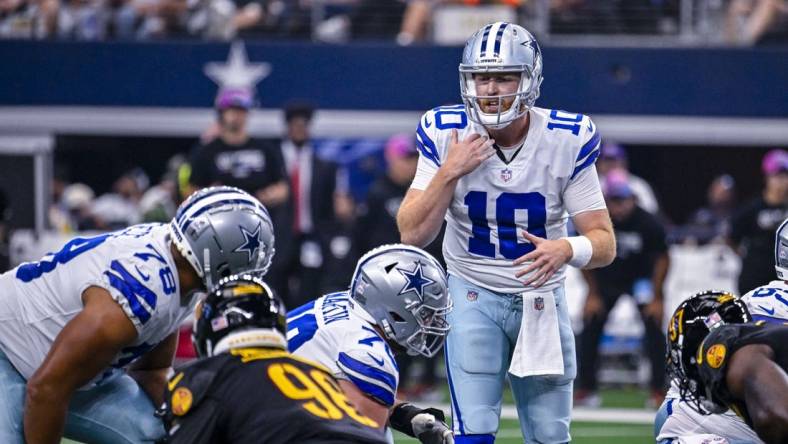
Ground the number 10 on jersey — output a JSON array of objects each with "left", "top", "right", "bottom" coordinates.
[{"left": 464, "top": 191, "right": 547, "bottom": 259}]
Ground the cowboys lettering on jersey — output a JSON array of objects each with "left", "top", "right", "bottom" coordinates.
[
  {"left": 0, "top": 186, "right": 275, "bottom": 444},
  {"left": 412, "top": 104, "right": 604, "bottom": 293},
  {"left": 288, "top": 291, "right": 400, "bottom": 407}
]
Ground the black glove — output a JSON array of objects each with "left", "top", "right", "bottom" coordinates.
[{"left": 389, "top": 403, "right": 453, "bottom": 444}]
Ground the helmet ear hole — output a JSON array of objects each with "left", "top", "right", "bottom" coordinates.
[{"left": 390, "top": 312, "right": 406, "bottom": 323}]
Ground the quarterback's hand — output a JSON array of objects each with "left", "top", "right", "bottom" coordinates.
[
  {"left": 442, "top": 129, "right": 495, "bottom": 180},
  {"left": 411, "top": 410, "right": 453, "bottom": 444},
  {"left": 514, "top": 230, "right": 573, "bottom": 288}
]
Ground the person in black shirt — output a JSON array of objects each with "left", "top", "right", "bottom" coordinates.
[
  {"left": 576, "top": 169, "right": 670, "bottom": 407},
  {"left": 160, "top": 274, "right": 386, "bottom": 444},
  {"left": 667, "top": 290, "right": 788, "bottom": 444},
  {"left": 730, "top": 149, "right": 788, "bottom": 294},
  {"left": 189, "top": 88, "right": 289, "bottom": 210}
]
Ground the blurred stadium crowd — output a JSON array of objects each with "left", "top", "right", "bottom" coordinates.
[{"left": 0, "top": 0, "right": 786, "bottom": 44}]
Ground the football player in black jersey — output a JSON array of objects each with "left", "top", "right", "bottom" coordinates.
[
  {"left": 666, "top": 290, "right": 788, "bottom": 444},
  {"left": 158, "top": 274, "right": 386, "bottom": 444}
]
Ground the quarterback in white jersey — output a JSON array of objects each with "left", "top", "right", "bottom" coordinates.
[
  {"left": 398, "top": 22, "right": 616, "bottom": 444},
  {"left": 0, "top": 186, "right": 274, "bottom": 444},
  {"left": 288, "top": 244, "right": 454, "bottom": 444}
]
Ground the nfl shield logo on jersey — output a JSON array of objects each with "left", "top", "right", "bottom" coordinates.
[
  {"left": 534, "top": 296, "right": 544, "bottom": 311},
  {"left": 501, "top": 168, "right": 513, "bottom": 182},
  {"left": 467, "top": 290, "right": 478, "bottom": 302}
]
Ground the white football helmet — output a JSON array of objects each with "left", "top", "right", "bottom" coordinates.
[{"left": 459, "top": 22, "right": 543, "bottom": 129}]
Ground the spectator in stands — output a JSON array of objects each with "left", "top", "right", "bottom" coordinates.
[
  {"left": 189, "top": 87, "right": 288, "bottom": 208},
  {"left": 119, "top": 0, "right": 188, "bottom": 38},
  {"left": 267, "top": 101, "right": 345, "bottom": 308},
  {"left": 91, "top": 168, "right": 147, "bottom": 229},
  {"left": 726, "top": 0, "right": 788, "bottom": 45},
  {"left": 396, "top": 0, "right": 523, "bottom": 45},
  {"left": 596, "top": 141, "right": 659, "bottom": 214},
  {"left": 683, "top": 174, "right": 736, "bottom": 245},
  {"left": 140, "top": 154, "right": 185, "bottom": 222},
  {"left": 576, "top": 169, "right": 670, "bottom": 408},
  {"left": 56, "top": 0, "right": 107, "bottom": 39},
  {"left": 729, "top": 149, "right": 788, "bottom": 293}
]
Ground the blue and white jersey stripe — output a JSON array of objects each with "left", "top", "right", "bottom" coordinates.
[
  {"left": 571, "top": 126, "right": 601, "bottom": 180},
  {"left": 175, "top": 187, "right": 269, "bottom": 232},
  {"left": 288, "top": 292, "right": 400, "bottom": 407},
  {"left": 416, "top": 120, "right": 441, "bottom": 168},
  {"left": 337, "top": 352, "right": 397, "bottom": 406}
]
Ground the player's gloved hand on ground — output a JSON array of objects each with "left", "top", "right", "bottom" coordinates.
[
  {"left": 411, "top": 409, "right": 453, "bottom": 444},
  {"left": 390, "top": 403, "right": 453, "bottom": 444}
]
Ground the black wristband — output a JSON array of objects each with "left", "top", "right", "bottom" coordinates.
[{"left": 389, "top": 403, "right": 421, "bottom": 437}]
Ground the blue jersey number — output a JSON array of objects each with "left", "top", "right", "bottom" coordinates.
[
  {"left": 16, "top": 233, "right": 111, "bottom": 282},
  {"left": 751, "top": 287, "right": 788, "bottom": 308},
  {"left": 547, "top": 110, "right": 582, "bottom": 135},
  {"left": 464, "top": 191, "right": 547, "bottom": 259},
  {"left": 287, "top": 301, "right": 318, "bottom": 352},
  {"left": 434, "top": 107, "right": 468, "bottom": 130}
]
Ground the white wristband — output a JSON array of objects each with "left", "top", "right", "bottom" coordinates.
[{"left": 564, "top": 235, "right": 593, "bottom": 268}]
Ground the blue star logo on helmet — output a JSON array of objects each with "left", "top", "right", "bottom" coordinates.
[
  {"left": 397, "top": 261, "right": 435, "bottom": 299},
  {"left": 233, "top": 223, "right": 262, "bottom": 261}
]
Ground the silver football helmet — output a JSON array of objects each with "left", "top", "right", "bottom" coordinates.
[
  {"left": 459, "top": 22, "right": 543, "bottom": 129},
  {"left": 349, "top": 244, "right": 451, "bottom": 358},
  {"left": 170, "top": 186, "right": 275, "bottom": 291},
  {"left": 776, "top": 217, "right": 788, "bottom": 280}
]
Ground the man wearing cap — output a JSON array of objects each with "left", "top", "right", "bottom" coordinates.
[
  {"left": 729, "top": 149, "right": 788, "bottom": 294},
  {"left": 189, "top": 87, "right": 289, "bottom": 210},
  {"left": 597, "top": 142, "right": 659, "bottom": 214},
  {"left": 575, "top": 168, "right": 670, "bottom": 408}
]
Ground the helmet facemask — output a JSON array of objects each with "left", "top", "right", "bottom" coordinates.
[{"left": 460, "top": 69, "right": 540, "bottom": 130}]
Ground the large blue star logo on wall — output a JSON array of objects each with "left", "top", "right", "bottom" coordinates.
[
  {"left": 397, "top": 261, "right": 435, "bottom": 299},
  {"left": 233, "top": 223, "right": 262, "bottom": 261}
]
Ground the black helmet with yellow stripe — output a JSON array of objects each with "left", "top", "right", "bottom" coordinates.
[
  {"left": 666, "top": 290, "right": 750, "bottom": 414},
  {"left": 193, "top": 274, "right": 287, "bottom": 358}
]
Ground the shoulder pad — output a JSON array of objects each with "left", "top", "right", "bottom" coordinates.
[
  {"left": 165, "top": 355, "right": 229, "bottom": 418},
  {"left": 416, "top": 105, "right": 469, "bottom": 169},
  {"left": 101, "top": 243, "right": 175, "bottom": 330},
  {"left": 336, "top": 337, "right": 399, "bottom": 407},
  {"left": 696, "top": 325, "right": 740, "bottom": 401}
]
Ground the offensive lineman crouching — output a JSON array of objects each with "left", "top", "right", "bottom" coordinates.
[{"left": 159, "top": 274, "right": 387, "bottom": 443}]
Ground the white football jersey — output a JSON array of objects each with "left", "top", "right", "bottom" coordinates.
[
  {"left": 742, "top": 280, "right": 788, "bottom": 323},
  {"left": 658, "top": 282, "right": 788, "bottom": 443},
  {"left": 0, "top": 224, "right": 196, "bottom": 383},
  {"left": 287, "top": 292, "right": 400, "bottom": 407},
  {"left": 411, "top": 105, "right": 606, "bottom": 293}
]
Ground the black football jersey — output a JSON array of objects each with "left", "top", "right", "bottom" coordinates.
[
  {"left": 696, "top": 322, "right": 788, "bottom": 425},
  {"left": 162, "top": 347, "right": 387, "bottom": 444}
]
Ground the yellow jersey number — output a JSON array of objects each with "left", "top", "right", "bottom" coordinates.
[{"left": 268, "top": 362, "right": 379, "bottom": 428}]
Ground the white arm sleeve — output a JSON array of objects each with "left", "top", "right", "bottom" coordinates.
[{"left": 564, "top": 165, "right": 606, "bottom": 217}]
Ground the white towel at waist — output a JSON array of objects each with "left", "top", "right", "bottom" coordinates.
[{"left": 508, "top": 288, "right": 564, "bottom": 378}]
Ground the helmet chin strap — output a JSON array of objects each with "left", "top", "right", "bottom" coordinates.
[{"left": 202, "top": 248, "right": 213, "bottom": 291}]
